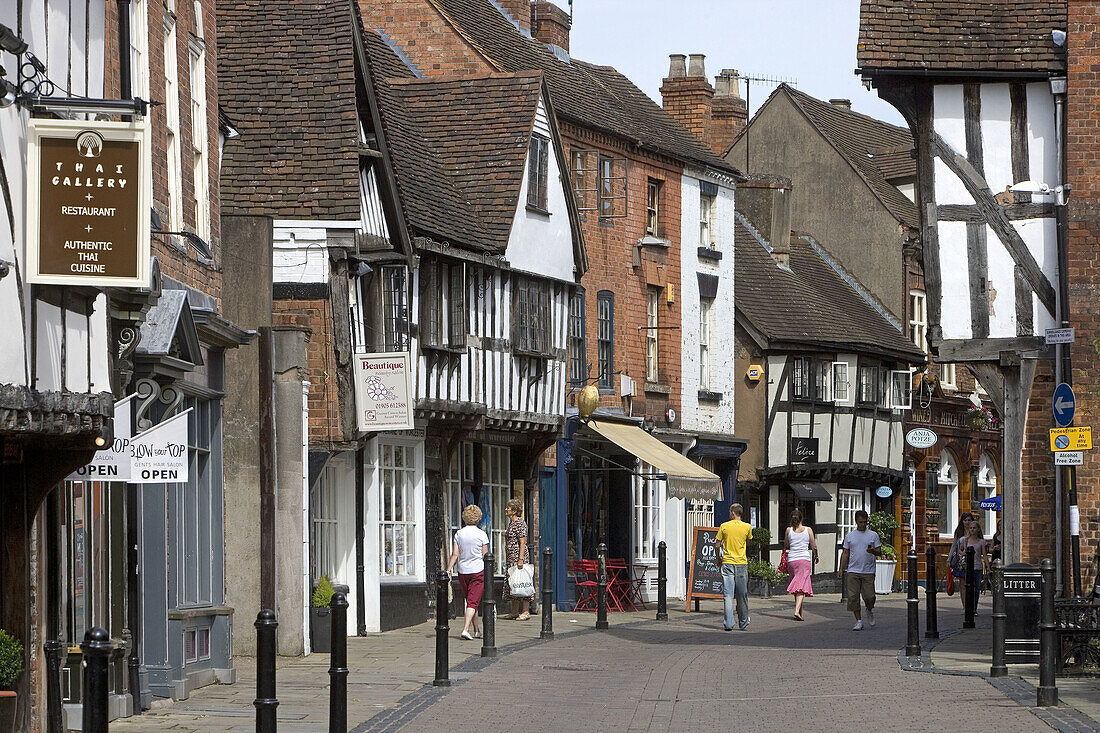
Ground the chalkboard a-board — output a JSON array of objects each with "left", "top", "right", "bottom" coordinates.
[{"left": 686, "top": 526, "right": 723, "bottom": 611}]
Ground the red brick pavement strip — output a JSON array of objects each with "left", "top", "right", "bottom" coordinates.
[{"left": 375, "top": 596, "right": 1059, "bottom": 733}]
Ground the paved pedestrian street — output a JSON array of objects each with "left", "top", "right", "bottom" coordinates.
[{"left": 112, "top": 594, "right": 1100, "bottom": 732}]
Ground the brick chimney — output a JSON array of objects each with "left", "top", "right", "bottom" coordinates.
[
  {"left": 531, "top": 1, "right": 570, "bottom": 53},
  {"left": 710, "top": 69, "right": 748, "bottom": 155},
  {"left": 497, "top": 0, "right": 532, "bottom": 33},
  {"left": 735, "top": 175, "right": 793, "bottom": 267},
  {"left": 660, "top": 53, "right": 714, "bottom": 147},
  {"left": 829, "top": 98, "right": 852, "bottom": 111}
]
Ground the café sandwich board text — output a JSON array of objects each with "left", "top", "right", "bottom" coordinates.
[{"left": 26, "top": 118, "right": 151, "bottom": 287}]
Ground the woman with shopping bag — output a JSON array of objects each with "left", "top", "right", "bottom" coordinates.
[{"left": 503, "top": 498, "right": 533, "bottom": 620}]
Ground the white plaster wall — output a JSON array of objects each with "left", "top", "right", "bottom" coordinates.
[
  {"left": 679, "top": 171, "right": 736, "bottom": 436},
  {"left": 938, "top": 221, "right": 971, "bottom": 340},
  {"left": 1018, "top": 217, "right": 1059, "bottom": 332},
  {"left": 980, "top": 84, "right": 1014, "bottom": 195},
  {"left": 987, "top": 224, "right": 1018, "bottom": 336},
  {"left": 766, "top": 354, "right": 788, "bottom": 466},
  {"left": 1026, "top": 82, "right": 1058, "bottom": 206},
  {"left": 273, "top": 225, "right": 331, "bottom": 284},
  {"left": 505, "top": 97, "right": 575, "bottom": 282}
]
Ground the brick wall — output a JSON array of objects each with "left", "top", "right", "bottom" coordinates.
[
  {"left": 273, "top": 299, "right": 343, "bottom": 443},
  {"left": 660, "top": 76, "right": 714, "bottom": 149},
  {"left": 358, "top": 0, "right": 496, "bottom": 77}
]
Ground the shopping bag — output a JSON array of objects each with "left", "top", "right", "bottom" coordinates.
[{"left": 507, "top": 565, "right": 536, "bottom": 598}]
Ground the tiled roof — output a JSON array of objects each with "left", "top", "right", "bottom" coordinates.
[
  {"left": 857, "top": 0, "right": 1067, "bottom": 74},
  {"left": 217, "top": 0, "right": 361, "bottom": 219},
  {"left": 735, "top": 220, "right": 923, "bottom": 360},
  {"left": 428, "top": 0, "right": 740, "bottom": 176},
  {"left": 387, "top": 73, "right": 543, "bottom": 251},
  {"left": 780, "top": 86, "right": 918, "bottom": 228}
]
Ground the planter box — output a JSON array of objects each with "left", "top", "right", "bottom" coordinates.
[
  {"left": 0, "top": 691, "right": 15, "bottom": 733},
  {"left": 310, "top": 607, "right": 332, "bottom": 653},
  {"left": 875, "top": 560, "right": 897, "bottom": 594}
]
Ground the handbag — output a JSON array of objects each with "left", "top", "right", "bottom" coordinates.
[
  {"left": 777, "top": 551, "right": 789, "bottom": 574},
  {"left": 507, "top": 564, "right": 536, "bottom": 598},
  {"left": 946, "top": 568, "right": 955, "bottom": 596}
]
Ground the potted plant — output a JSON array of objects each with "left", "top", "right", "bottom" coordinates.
[
  {"left": 0, "top": 629, "right": 23, "bottom": 733},
  {"left": 965, "top": 405, "right": 998, "bottom": 432},
  {"left": 747, "top": 559, "right": 788, "bottom": 597},
  {"left": 868, "top": 512, "right": 900, "bottom": 594},
  {"left": 310, "top": 575, "right": 335, "bottom": 653},
  {"left": 748, "top": 527, "right": 771, "bottom": 562}
]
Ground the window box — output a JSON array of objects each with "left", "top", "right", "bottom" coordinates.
[
  {"left": 698, "top": 390, "right": 723, "bottom": 403},
  {"left": 697, "top": 247, "right": 723, "bottom": 261}
]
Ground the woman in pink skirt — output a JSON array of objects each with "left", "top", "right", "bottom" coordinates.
[{"left": 784, "top": 509, "right": 818, "bottom": 620}]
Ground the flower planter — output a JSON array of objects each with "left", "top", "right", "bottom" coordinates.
[
  {"left": 0, "top": 691, "right": 16, "bottom": 733},
  {"left": 874, "top": 559, "right": 896, "bottom": 594},
  {"left": 310, "top": 607, "right": 332, "bottom": 653}
]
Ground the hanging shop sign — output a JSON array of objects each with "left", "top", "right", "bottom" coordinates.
[
  {"left": 905, "top": 427, "right": 938, "bottom": 449},
  {"left": 129, "top": 409, "right": 190, "bottom": 483},
  {"left": 26, "top": 118, "right": 151, "bottom": 287},
  {"left": 354, "top": 352, "right": 414, "bottom": 431},
  {"left": 67, "top": 395, "right": 135, "bottom": 481},
  {"left": 790, "top": 437, "right": 818, "bottom": 463}
]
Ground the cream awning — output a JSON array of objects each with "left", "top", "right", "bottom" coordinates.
[{"left": 587, "top": 419, "right": 722, "bottom": 501}]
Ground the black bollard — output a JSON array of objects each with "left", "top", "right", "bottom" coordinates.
[
  {"left": 329, "top": 592, "right": 349, "bottom": 731},
  {"left": 432, "top": 572, "right": 451, "bottom": 686},
  {"left": 964, "top": 546, "right": 977, "bottom": 628},
  {"left": 990, "top": 559, "right": 1008, "bottom": 677},
  {"left": 481, "top": 552, "right": 497, "bottom": 658},
  {"left": 906, "top": 550, "right": 921, "bottom": 657},
  {"left": 596, "top": 543, "right": 609, "bottom": 630},
  {"left": 541, "top": 548, "right": 554, "bottom": 640},
  {"left": 80, "top": 628, "right": 111, "bottom": 733},
  {"left": 44, "top": 639, "right": 64, "bottom": 733},
  {"left": 1037, "top": 558, "right": 1058, "bottom": 707},
  {"left": 254, "top": 609, "right": 279, "bottom": 733},
  {"left": 657, "top": 540, "right": 668, "bottom": 621},
  {"left": 925, "top": 545, "right": 939, "bottom": 639}
]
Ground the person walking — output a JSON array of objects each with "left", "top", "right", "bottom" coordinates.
[
  {"left": 502, "top": 498, "right": 530, "bottom": 621},
  {"left": 713, "top": 504, "right": 753, "bottom": 631},
  {"left": 951, "top": 517, "right": 989, "bottom": 613},
  {"left": 784, "top": 509, "right": 818, "bottom": 620},
  {"left": 838, "top": 509, "right": 881, "bottom": 631},
  {"left": 446, "top": 505, "right": 489, "bottom": 641}
]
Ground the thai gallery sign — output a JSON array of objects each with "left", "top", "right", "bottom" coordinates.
[
  {"left": 66, "top": 395, "right": 135, "bottom": 481},
  {"left": 26, "top": 118, "right": 151, "bottom": 287},
  {"left": 791, "top": 437, "right": 818, "bottom": 463},
  {"left": 354, "top": 352, "right": 414, "bottom": 431},
  {"left": 129, "top": 409, "right": 190, "bottom": 484}
]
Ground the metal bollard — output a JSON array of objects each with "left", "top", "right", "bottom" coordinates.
[
  {"left": 481, "top": 552, "right": 497, "bottom": 658},
  {"left": 596, "top": 543, "right": 609, "bottom": 630},
  {"left": 905, "top": 550, "right": 921, "bottom": 657},
  {"left": 964, "top": 546, "right": 977, "bottom": 628},
  {"left": 990, "top": 559, "right": 1008, "bottom": 677},
  {"left": 925, "top": 545, "right": 939, "bottom": 639},
  {"left": 657, "top": 540, "right": 668, "bottom": 621},
  {"left": 80, "top": 628, "right": 111, "bottom": 733},
  {"left": 329, "top": 591, "right": 349, "bottom": 731},
  {"left": 44, "top": 639, "right": 64, "bottom": 733},
  {"left": 432, "top": 572, "right": 451, "bottom": 686},
  {"left": 1037, "top": 558, "right": 1058, "bottom": 707},
  {"left": 541, "top": 548, "right": 554, "bottom": 640},
  {"left": 254, "top": 609, "right": 279, "bottom": 733}
]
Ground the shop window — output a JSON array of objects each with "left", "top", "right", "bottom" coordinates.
[
  {"left": 180, "top": 395, "right": 218, "bottom": 607},
  {"left": 379, "top": 443, "right": 418, "bottom": 578},
  {"left": 646, "top": 287, "right": 659, "bottom": 382},
  {"left": 977, "top": 453, "right": 998, "bottom": 538},
  {"left": 837, "top": 489, "right": 864, "bottom": 540},
  {"left": 444, "top": 443, "right": 511, "bottom": 576},
  {"left": 568, "top": 290, "right": 586, "bottom": 385},
  {"left": 937, "top": 451, "right": 959, "bottom": 537},
  {"left": 483, "top": 445, "right": 512, "bottom": 576},
  {"left": 310, "top": 464, "right": 340, "bottom": 583},
  {"left": 60, "top": 481, "right": 124, "bottom": 649},
  {"left": 597, "top": 290, "right": 614, "bottom": 388},
  {"left": 527, "top": 135, "right": 550, "bottom": 210},
  {"left": 634, "top": 464, "right": 663, "bottom": 561}
]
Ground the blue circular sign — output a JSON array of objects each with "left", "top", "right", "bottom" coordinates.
[
  {"left": 875, "top": 485, "right": 893, "bottom": 498},
  {"left": 1054, "top": 382, "right": 1076, "bottom": 428}
]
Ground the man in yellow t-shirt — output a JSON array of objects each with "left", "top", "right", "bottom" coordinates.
[{"left": 714, "top": 504, "right": 753, "bottom": 630}]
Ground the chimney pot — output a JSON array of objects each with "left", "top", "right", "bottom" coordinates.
[
  {"left": 721, "top": 69, "right": 742, "bottom": 99},
  {"left": 668, "top": 54, "right": 687, "bottom": 79},
  {"left": 687, "top": 53, "right": 706, "bottom": 78},
  {"left": 714, "top": 75, "right": 730, "bottom": 97},
  {"left": 829, "top": 98, "right": 852, "bottom": 111}
]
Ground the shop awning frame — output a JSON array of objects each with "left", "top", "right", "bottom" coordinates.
[
  {"left": 585, "top": 419, "right": 722, "bottom": 501},
  {"left": 789, "top": 481, "right": 833, "bottom": 501}
]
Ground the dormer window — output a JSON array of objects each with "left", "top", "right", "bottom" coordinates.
[{"left": 527, "top": 135, "right": 550, "bottom": 212}]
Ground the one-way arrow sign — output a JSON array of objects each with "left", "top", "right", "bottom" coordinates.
[{"left": 1054, "top": 382, "right": 1076, "bottom": 428}]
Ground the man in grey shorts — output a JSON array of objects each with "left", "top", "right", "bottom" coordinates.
[{"left": 837, "top": 509, "right": 881, "bottom": 631}]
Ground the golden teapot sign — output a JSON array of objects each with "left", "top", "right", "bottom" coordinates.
[{"left": 26, "top": 118, "right": 151, "bottom": 287}]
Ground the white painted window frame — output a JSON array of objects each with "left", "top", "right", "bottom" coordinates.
[
  {"left": 831, "top": 361, "right": 850, "bottom": 403},
  {"left": 377, "top": 440, "right": 424, "bottom": 582},
  {"left": 937, "top": 452, "right": 960, "bottom": 539},
  {"left": 699, "top": 297, "right": 713, "bottom": 390},
  {"left": 633, "top": 463, "right": 664, "bottom": 562},
  {"left": 909, "top": 289, "right": 927, "bottom": 352},
  {"left": 189, "top": 38, "right": 210, "bottom": 241},
  {"left": 163, "top": 16, "right": 183, "bottom": 231},
  {"left": 977, "top": 453, "right": 998, "bottom": 539},
  {"left": 646, "top": 288, "right": 659, "bottom": 382},
  {"left": 889, "top": 369, "right": 913, "bottom": 410}
]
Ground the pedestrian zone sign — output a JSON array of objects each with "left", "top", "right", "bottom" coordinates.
[{"left": 1049, "top": 426, "right": 1092, "bottom": 452}]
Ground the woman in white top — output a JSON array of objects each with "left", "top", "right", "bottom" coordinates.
[
  {"left": 784, "top": 509, "right": 818, "bottom": 621},
  {"left": 446, "top": 505, "right": 490, "bottom": 640}
]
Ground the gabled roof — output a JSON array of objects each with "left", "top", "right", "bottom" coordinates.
[
  {"left": 760, "top": 85, "right": 918, "bottom": 229},
  {"left": 387, "top": 72, "right": 543, "bottom": 251},
  {"left": 735, "top": 220, "right": 923, "bottom": 361},
  {"left": 136, "top": 289, "right": 203, "bottom": 365},
  {"left": 857, "top": 0, "right": 1067, "bottom": 75},
  {"left": 216, "top": 0, "right": 360, "bottom": 218},
  {"left": 424, "top": 0, "right": 741, "bottom": 177}
]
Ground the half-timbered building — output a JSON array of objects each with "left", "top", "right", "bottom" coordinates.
[
  {"left": 858, "top": 0, "right": 1068, "bottom": 569},
  {"left": 733, "top": 176, "right": 925, "bottom": 576}
]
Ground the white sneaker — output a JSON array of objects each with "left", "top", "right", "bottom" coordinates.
[
  {"left": 866, "top": 608, "right": 876, "bottom": 627},
  {"left": 460, "top": 630, "right": 474, "bottom": 641},
  {"left": 852, "top": 620, "right": 864, "bottom": 631},
  {"left": 474, "top": 630, "right": 482, "bottom": 638}
]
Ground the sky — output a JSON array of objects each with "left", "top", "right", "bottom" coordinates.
[{"left": 567, "top": 0, "right": 905, "bottom": 127}]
